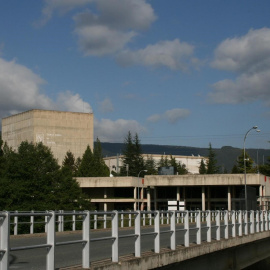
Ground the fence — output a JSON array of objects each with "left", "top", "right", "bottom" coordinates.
[{"left": 0, "top": 210, "right": 270, "bottom": 270}]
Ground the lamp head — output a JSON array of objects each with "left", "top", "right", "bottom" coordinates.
[
  {"left": 256, "top": 129, "right": 261, "bottom": 133},
  {"left": 253, "top": 126, "right": 258, "bottom": 129}
]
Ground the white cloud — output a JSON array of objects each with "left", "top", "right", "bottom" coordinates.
[
  {"left": 147, "top": 114, "right": 161, "bottom": 123},
  {"left": 94, "top": 118, "right": 147, "bottom": 142},
  {"left": 0, "top": 58, "right": 53, "bottom": 117},
  {"left": 147, "top": 108, "right": 190, "bottom": 124},
  {"left": 0, "top": 57, "right": 92, "bottom": 118},
  {"left": 73, "top": 0, "right": 156, "bottom": 56},
  {"left": 98, "top": 98, "right": 114, "bottom": 113},
  {"left": 57, "top": 91, "right": 92, "bottom": 113},
  {"left": 209, "top": 28, "right": 270, "bottom": 105},
  {"left": 117, "top": 39, "right": 196, "bottom": 71},
  {"left": 74, "top": 23, "right": 136, "bottom": 56},
  {"left": 36, "top": 0, "right": 93, "bottom": 26}
]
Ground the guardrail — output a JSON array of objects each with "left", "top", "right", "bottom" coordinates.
[{"left": 0, "top": 210, "right": 269, "bottom": 270}]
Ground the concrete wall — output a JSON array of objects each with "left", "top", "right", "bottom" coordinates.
[{"left": 2, "top": 109, "right": 93, "bottom": 164}]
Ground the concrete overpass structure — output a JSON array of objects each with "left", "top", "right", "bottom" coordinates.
[{"left": 77, "top": 173, "right": 270, "bottom": 211}]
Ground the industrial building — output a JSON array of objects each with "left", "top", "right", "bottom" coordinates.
[
  {"left": 1, "top": 109, "right": 93, "bottom": 164},
  {"left": 104, "top": 154, "right": 206, "bottom": 175},
  {"left": 77, "top": 174, "right": 270, "bottom": 211}
]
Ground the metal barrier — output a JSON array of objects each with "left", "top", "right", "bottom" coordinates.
[{"left": 0, "top": 210, "right": 270, "bottom": 270}]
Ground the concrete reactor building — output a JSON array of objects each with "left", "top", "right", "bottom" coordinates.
[{"left": 1, "top": 109, "right": 93, "bottom": 164}]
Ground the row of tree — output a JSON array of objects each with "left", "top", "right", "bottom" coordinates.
[{"left": 118, "top": 133, "right": 270, "bottom": 176}]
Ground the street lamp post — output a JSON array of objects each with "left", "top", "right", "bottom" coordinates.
[
  {"left": 137, "top": 170, "right": 147, "bottom": 210},
  {"left": 244, "top": 126, "right": 260, "bottom": 211}
]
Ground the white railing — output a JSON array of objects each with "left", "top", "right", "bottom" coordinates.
[{"left": 0, "top": 210, "right": 270, "bottom": 270}]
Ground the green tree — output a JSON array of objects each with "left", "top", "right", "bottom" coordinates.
[
  {"left": 62, "top": 150, "right": 77, "bottom": 175},
  {"left": 260, "top": 156, "right": 270, "bottom": 176},
  {"left": 169, "top": 155, "right": 177, "bottom": 168},
  {"left": 158, "top": 155, "right": 169, "bottom": 167},
  {"left": 199, "top": 159, "right": 207, "bottom": 174},
  {"left": 206, "top": 143, "right": 219, "bottom": 174},
  {"left": 93, "top": 138, "right": 110, "bottom": 177},
  {"left": 231, "top": 164, "right": 239, "bottom": 174},
  {"left": 234, "top": 150, "right": 257, "bottom": 174},
  {"left": 144, "top": 155, "right": 157, "bottom": 175},
  {"left": 177, "top": 162, "right": 189, "bottom": 175},
  {"left": 120, "top": 132, "right": 145, "bottom": 176},
  {"left": 1, "top": 141, "right": 88, "bottom": 211},
  {"left": 77, "top": 145, "right": 94, "bottom": 177},
  {"left": 0, "top": 135, "right": 5, "bottom": 177}
]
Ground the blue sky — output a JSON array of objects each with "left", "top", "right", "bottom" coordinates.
[{"left": 0, "top": 0, "right": 270, "bottom": 149}]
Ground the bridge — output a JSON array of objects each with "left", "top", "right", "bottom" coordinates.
[{"left": 1, "top": 210, "right": 270, "bottom": 270}]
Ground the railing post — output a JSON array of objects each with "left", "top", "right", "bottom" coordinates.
[
  {"left": 167, "top": 212, "right": 169, "bottom": 224},
  {"left": 46, "top": 211, "right": 55, "bottom": 270},
  {"left": 196, "top": 211, "right": 201, "bottom": 244},
  {"left": 238, "top": 211, "right": 242, "bottom": 236},
  {"left": 94, "top": 211, "right": 97, "bottom": 230},
  {"left": 30, "top": 210, "right": 34, "bottom": 234},
  {"left": 0, "top": 211, "right": 10, "bottom": 270},
  {"left": 154, "top": 211, "right": 160, "bottom": 253},
  {"left": 82, "top": 211, "right": 90, "bottom": 268},
  {"left": 216, "top": 211, "right": 220, "bottom": 241},
  {"left": 112, "top": 211, "right": 119, "bottom": 262},
  {"left": 104, "top": 213, "right": 107, "bottom": 229},
  {"left": 121, "top": 211, "right": 124, "bottom": 228},
  {"left": 260, "top": 211, "right": 264, "bottom": 232},
  {"left": 250, "top": 210, "right": 255, "bottom": 234},
  {"left": 143, "top": 212, "right": 146, "bottom": 226},
  {"left": 224, "top": 211, "right": 229, "bottom": 239},
  {"left": 58, "top": 211, "right": 61, "bottom": 232},
  {"left": 232, "top": 211, "right": 236, "bottom": 237},
  {"left": 268, "top": 211, "right": 270, "bottom": 230},
  {"left": 264, "top": 211, "right": 269, "bottom": 231},
  {"left": 244, "top": 211, "right": 248, "bottom": 235},
  {"left": 72, "top": 210, "right": 76, "bottom": 231},
  {"left": 176, "top": 212, "right": 180, "bottom": 224},
  {"left": 149, "top": 213, "right": 152, "bottom": 226},
  {"left": 161, "top": 212, "right": 164, "bottom": 225},
  {"left": 206, "top": 210, "right": 211, "bottom": 242},
  {"left": 62, "top": 210, "right": 64, "bottom": 232},
  {"left": 256, "top": 211, "right": 259, "bottom": 232},
  {"left": 45, "top": 210, "right": 48, "bottom": 233},
  {"left": 129, "top": 212, "right": 132, "bottom": 227},
  {"left": 184, "top": 211, "right": 189, "bottom": 247},
  {"left": 14, "top": 211, "right": 18, "bottom": 235},
  {"left": 135, "top": 211, "right": 141, "bottom": 257},
  {"left": 170, "top": 211, "right": 176, "bottom": 250}
]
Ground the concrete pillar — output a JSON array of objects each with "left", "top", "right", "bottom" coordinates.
[
  {"left": 147, "top": 188, "right": 151, "bottom": 211},
  {"left": 202, "top": 187, "right": 205, "bottom": 211},
  {"left": 228, "top": 186, "right": 231, "bottom": 211},
  {"left": 183, "top": 187, "right": 186, "bottom": 210},
  {"left": 104, "top": 188, "right": 107, "bottom": 211},
  {"left": 177, "top": 187, "right": 180, "bottom": 201},
  {"left": 260, "top": 185, "right": 263, "bottom": 210},
  {"left": 154, "top": 187, "right": 157, "bottom": 210},
  {"left": 232, "top": 186, "right": 235, "bottom": 210},
  {"left": 134, "top": 187, "right": 137, "bottom": 210},
  {"left": 207, "top": 186, "right": 211, "bottom": 210},
  {"left": 140, "top": 188, "right": 144, "bottom": 211}
]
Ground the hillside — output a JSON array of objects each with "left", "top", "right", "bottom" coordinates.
[{"left": 100, "top": 142, "right": 270, "bottom": 172}]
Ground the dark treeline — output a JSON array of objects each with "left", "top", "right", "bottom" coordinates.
[{"left": 0, "top": 137, "right": 110, "bottom": 211}]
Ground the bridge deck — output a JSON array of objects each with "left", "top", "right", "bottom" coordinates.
[{"left": 60, "top": 231, "right": 270, "bottom": 270}]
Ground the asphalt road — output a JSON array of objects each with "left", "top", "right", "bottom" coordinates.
[{"left": 9, "top": 224, "right": 218, "bottom": 270}]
